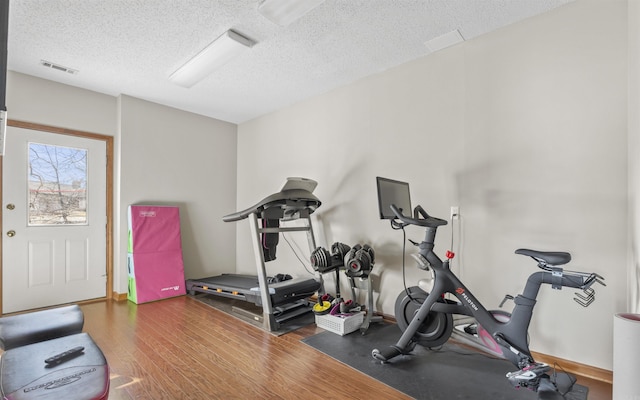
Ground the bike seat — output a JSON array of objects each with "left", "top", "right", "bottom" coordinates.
[{"left": 515, "top": 249, "right": 571, "bottom": 266}]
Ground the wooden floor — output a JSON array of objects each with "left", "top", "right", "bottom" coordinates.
[{"left": 79, "top": 297, "right": 612, "bottom": 400}]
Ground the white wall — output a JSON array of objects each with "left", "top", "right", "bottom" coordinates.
[
  {"left": 6, "top": 71, "right": 116, "bottom": 135},
  {"left": 4, "top": 73, "right": 239, "bottom": 299},
  {"left": 464, "top": 0, "right": 627, "bottom": 370},
  {"left": 236, "top": 47, "right": 466, "bottom": 305},
  {"left": 117, "top": 95, "right": 238, "bottom": 292},
  {"left": 237, "top": 0, "right": 627, "bottom": 370}
]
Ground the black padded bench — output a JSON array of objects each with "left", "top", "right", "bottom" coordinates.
[
  {"left": 0, "top": 305, "right": 84, "bottom": 350},
  {"left": 0, "top": 332, "right": 110, "bottom": 400}
]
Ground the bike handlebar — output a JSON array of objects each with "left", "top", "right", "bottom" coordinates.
[{"left": 390, "top": 204, "right": 448, "bottom": 228}]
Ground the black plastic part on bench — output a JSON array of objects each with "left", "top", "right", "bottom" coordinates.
[{"left": 44, "top": 346, "right": 85, "bottom": 365}]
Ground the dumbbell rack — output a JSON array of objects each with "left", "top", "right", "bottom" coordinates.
[
  {"left": 312, "top": 243, "right": 383, "bottom": 334},
  {"left": 347, "top": 274, "right": 383, "bottom": 333}
]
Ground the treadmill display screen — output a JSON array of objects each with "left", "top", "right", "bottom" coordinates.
[{"left": 376, "top": 177, "right": 411, "bottom": 220}]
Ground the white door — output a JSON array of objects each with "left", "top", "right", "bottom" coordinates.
[{"left": 2, "top": 126, "right": 107, "bottom": 313}]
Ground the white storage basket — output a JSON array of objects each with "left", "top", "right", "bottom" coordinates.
[{"left": 315, "top": 311, "right": 365, "bottom": 335}]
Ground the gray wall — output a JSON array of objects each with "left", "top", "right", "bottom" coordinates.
[{"left": 236, "top": 0, "right": 627, "bottom": 370}]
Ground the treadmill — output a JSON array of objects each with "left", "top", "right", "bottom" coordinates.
[{"left": 186, "top": 177, "right": 324, "bottom": 332}]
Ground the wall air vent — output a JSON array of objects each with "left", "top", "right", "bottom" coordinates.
[{"left": 40, "top": 60, "right": 78, "bottom": 75}]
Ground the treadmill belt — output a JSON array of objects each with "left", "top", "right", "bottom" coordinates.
[
  {"left": 194, "top": 274, "right": 259, "bottom": 290},
  {"left": 185, "top": 274, "right": 320, "bottom": 306}
]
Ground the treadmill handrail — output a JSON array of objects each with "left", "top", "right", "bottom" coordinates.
[{"left": 223, "top": 189, "right": 321, "bottom": 222}]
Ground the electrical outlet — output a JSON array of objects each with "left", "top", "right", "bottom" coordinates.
[{"left": 450, "top": 206, "right": 459, "bottom": 219}]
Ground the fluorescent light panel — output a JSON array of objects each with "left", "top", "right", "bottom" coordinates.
[
  {"left": 425, "top": 29, "right": 464, "bottom": 53},
  {"left": 169, "top": 29, "right": 255, "bottom": 88},
  {"left": 258, "top": 0, "right": 325, "bottom": 26}
]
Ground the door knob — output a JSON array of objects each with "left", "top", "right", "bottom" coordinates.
[
  {"left": 6, "top": 230, "right": 15, "bottom": 237},
  {"left": 6, "top": 203, "right": 15, "bottom": 210}
]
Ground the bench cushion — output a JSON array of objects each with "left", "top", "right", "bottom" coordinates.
[
  {"left": 0, "top": 305, "right": 84, "bottom": 350},
  {"left": 0, "top": 332, "right": 109, "bottom": 400}
]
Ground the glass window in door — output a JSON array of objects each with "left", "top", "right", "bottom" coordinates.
[{"left": 28, "top": 142, "right": 88, "bottom": 225}]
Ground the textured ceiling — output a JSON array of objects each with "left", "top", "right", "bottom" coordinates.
[{"left": 7, "top": 0, "right": 573, "bottom": 124}]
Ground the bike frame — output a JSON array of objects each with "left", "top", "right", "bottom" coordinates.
[{"left": 394, "top": 224, "right": 591, "bottom": 369}]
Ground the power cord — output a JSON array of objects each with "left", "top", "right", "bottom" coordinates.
[
  {"left": 282, "top": 233, "right": 315, "bottom": 275},
  {"left": 391, "top": 220, "right": 423, "bottom": 305},
  {"left": 550, "top": 361, "right": 577, "bottom": 396}
]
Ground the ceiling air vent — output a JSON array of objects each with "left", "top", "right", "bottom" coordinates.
[{"left": 40, "top": 60, "right": 78, "bottom": 75}]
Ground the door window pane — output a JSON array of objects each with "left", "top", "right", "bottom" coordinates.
[{"left": 28, "top": 142, "right": 88, "bottom": 225}]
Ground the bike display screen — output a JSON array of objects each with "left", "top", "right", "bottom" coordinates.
[{"left": 376, "top": 177, "right": 412, "bottom": 219}]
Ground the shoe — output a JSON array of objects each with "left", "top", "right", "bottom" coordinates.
[{"left": 506, "top": 362, "right": 550, "bottom": 389}]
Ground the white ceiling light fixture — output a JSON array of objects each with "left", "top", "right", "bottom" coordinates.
[
  {"left": 257, "top": 0, "right": 325, "bottom": 27},
  {"left": 169, "top": 29, "right": 256, "bottom": 88},
  {"left": 424, "top": 29, "right": 465, "bottom": 53}
]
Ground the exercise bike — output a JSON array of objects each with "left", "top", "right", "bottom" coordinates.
[{"left": 371, "top": 179, "right": 605, "bottom": 397}]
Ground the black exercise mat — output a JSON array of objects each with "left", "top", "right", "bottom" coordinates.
[
  {"left": 190, "top": 293, "right": 315, "bottom": 336},
  {"left": 302, "top": 323, "right": 588, "bottom": 400}
]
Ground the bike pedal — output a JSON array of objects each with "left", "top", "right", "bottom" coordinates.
[
  {"left": 506, "top": 363, "right": 550, "bottom": 389},
  {"left": 463, "top": 323, "right": 477, "bottom": 335}
]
